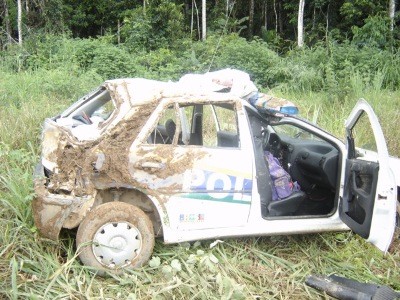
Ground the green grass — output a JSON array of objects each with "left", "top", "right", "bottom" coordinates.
[{"left": 0, "top": 68, "right": 399, "bottom": 299}]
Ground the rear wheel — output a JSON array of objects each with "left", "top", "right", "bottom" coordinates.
[{"left": 76, "top": 202, "right": 154, "bottom": 274}]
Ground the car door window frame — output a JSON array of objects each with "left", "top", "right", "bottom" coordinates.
[{"left": 145, "top": 100, "right": 241, "bottom": 149}]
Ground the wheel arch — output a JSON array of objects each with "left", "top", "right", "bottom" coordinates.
[{"left": 94, "top": 188, "right": 165, "bottom": 237}]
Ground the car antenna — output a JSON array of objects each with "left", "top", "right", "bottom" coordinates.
[{"left": 207, "top": 1, "right": 236, "bottom": 72}]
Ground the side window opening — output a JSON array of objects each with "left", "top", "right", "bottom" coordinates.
[
  {"left": 212, "top": 105, "right": 239, "bottom": 148},
  {"left": 147, "top": 105, "right": 178, "bottom": 144},
  {"left": 58, "top": 89, "right": 115, "bottom": 126},
  {"left": 349, "top": 111, "right": 378, "bottom": 158},
  {"left": 92, "top": 97, "right": 115, "bottom": 123},
  {"left": 146, "top": 102, "right": 240, "bottom": 148}
]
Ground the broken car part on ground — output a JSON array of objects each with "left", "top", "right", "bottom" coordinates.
[{"left": 33, "top": 69, "right": 400, "bottom": 273}]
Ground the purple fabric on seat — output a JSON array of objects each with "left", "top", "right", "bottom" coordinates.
[{"left": 264, "top": 151, "right": 301, "bottom": 201}]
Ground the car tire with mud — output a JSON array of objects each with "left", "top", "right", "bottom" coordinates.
[{"left": 76, "top": 202, "right": 154, "bottom": 274}]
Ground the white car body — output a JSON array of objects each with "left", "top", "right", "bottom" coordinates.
[{"left": 33, "top": 70, "right": 399, "bottom": 272}]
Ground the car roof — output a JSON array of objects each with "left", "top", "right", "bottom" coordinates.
[{"left": 103, "top": 78, "right": 246, "bottom": 108}]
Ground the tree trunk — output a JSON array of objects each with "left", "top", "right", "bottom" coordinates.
[
  {"left": 264, "top": 0, "right": 268, "bottom": 30},
  {"left": 297, "top": 0, "right": 305, "bottom": 48},
  {"left": 278, "top": 1, "right": 283, "bottom": 33},
  {"left": 117, "top": 19, "right": 121, "bottom": 45},
  {"left": 4, "top": 0, "right": 12, "bottom": 44},
  {"left": 202, "top": 0, "right": 206, "bottom": 40},
  {"left": 193, "top": 0, "right": 201, "bottom": 39},
  {"left": 273, "top": 0, "right": 278, "bottom": 33},
  {"left": 191, "top": 0, "right": 194, "bottom": 37},
  {"left": 389, "top": 0, "right": 396, "bottom": 31},
  {"left": 312, "top": 6, "right": 315, "bottom": 31},
  {"left": 249, "top": 0, "right": 254, "bottom": 38},
  {"left": 18, "top": 0, "right": 22, "bottom": 46},
  {"left": 325, "top": 4, "right": 329, "bottom": 42}
]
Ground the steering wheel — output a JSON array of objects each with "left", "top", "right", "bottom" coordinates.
[{"left": 262, "top": 129, "right": 282, "bottom": 157}]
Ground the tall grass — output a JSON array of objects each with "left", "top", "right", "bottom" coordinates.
[
  {"left": 0, "top": 53, "right": 399, "bottom": 299},
  {"left": 0, "top": 69, "right": 102, "bottom": 149},
  {"left": 276, "top": 72, "right": 400, "bottom": 157}
]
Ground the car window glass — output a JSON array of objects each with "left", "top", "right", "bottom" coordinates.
[
  {"left": 351, "top": 111, "right": 377, "bottom": 152},
  {"left": 273, "top": 124, "right": 323, "bottom": 142}
]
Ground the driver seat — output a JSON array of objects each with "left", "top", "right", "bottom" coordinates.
[{"left": 267, "top": 191, "right": 306, "bottom": 216}]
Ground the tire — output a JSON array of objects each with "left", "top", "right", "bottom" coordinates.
[{"left": 76, "top": 202, "right": 154, "bottom": 274}]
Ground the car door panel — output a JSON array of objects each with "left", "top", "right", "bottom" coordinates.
[
  {"left": 340, "top": 159, "right": 379, "bottom": 238},
  {"left": 340, "top": 99, "right": 397, "bottom": 252}
]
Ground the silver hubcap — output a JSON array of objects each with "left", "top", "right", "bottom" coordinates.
[{"left": 92, "top": 221, "right": 142, "bottom": 269}]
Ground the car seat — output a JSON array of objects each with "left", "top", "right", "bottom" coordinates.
[
  {"left": 267, "top": 191, "right": 306, "bottom": 216},
  {"left": 165, "top": 119, "right": 176, "bottom": 143}
]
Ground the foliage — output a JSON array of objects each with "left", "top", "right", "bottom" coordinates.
[
  {"left": 352, "top": 15, "right": 394, "bottom": 49},
  {"left": 121, "top": 0, "right": 185, "bottom": 52},
  {"left": 120, "top": 8, "right": 153, "bottom": 52},
  {"left": 2, "top": 0, "right": 398, "bottom": 50},
  {"left": 73, "top": 39, "right": 140, "bottom": 79},
  {"left": 212, "top": 36, "right": 283, "bottom": 87},
  {"left": 340, "top": 0, "right": 386, "bottom": 30},
  {"left": 62, "top": 0, "right": 136, "bottom": 37}
]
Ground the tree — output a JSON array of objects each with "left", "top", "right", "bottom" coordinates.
[
  {"left": 17, "top": 0, "right": 22, "bottom": 45},
  {"left": 389, "top": 0, "right": 396, "bottom": 31},
  {"left": 202, "top": 0, "right": 206, "bottom": 40},
  {"left": 297, "top": 0, "right": 305, "bottom": 47},
  {"left": 3, "top": 0, "right": 12, "bottom": 44},
  {"left": 249, "top": 0, "right": 254, "bottom": 38}
]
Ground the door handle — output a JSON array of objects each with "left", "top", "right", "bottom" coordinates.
[{"left": 139, "top": 162, "right": 165, "bottom": 169}]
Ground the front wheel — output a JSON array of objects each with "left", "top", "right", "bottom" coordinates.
[{"left": 76, "top": 202, "right": 154, "bottom": 274}]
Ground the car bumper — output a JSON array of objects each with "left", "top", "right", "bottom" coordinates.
[{"left": 33, "top": 162, "right": 93, "bottom": 240}]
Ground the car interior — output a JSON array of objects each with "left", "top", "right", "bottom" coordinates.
[
  {"left": 246, "top": 107, "right": 341, "bottom": 218},
  {"left": 263, "top": 125, "right": 340, "bottom": 216}
]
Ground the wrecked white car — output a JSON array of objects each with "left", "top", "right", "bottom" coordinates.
[{"left": 33, "top": 70, "right": 399, "bottom": 273}]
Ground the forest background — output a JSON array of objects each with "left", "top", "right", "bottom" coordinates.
[{"left": 0, "top": 0, "right": 400, "bottom": 299}]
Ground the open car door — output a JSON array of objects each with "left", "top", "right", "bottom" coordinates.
[{"left": 340, "top": 99, "right": 397, "bottom": 252}]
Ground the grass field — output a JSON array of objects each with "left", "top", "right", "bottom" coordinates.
[{"left": 0, "top": 68, "right": 399, "bottom": 299}]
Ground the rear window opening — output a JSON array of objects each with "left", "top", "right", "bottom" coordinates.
[{"left": 55, "top": 89, "right": 116, "bottom": 141}]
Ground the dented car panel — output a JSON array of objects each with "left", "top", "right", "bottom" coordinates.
[
  {"left": 33, "top": 70, "right": 398, "bottom": 265},
  {"left": 35, "top": 79, "right": 171, "bottom": 239},
  {"left": 33, "top": 163, "right": 95, "bottom": 240}
]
